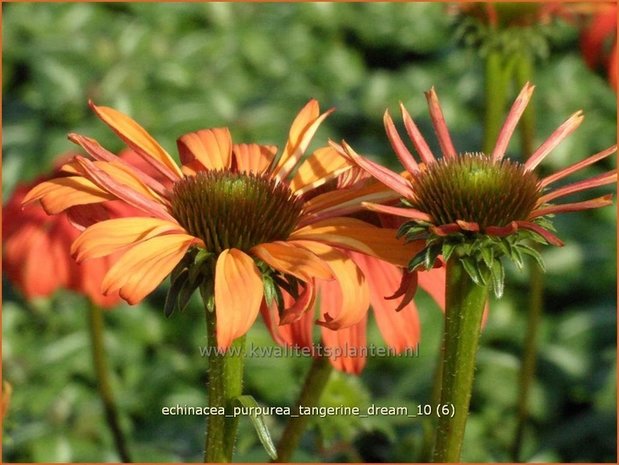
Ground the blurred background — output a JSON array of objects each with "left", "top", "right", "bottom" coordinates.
[{"left": 2, "top": 2, "right": 616, "bottom": 462}]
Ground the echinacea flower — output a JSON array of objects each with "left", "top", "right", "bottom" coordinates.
[
  {"left": 24, "top": 100, "right": 419, "bottom": 349},
  {"left": 339, "top": 83, "right": 616, "bottom": 295},
  {"left": 3, "top": 156, "right": 136, "bottom": 308}
]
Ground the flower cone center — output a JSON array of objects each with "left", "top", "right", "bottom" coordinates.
[
  {"left": 410, "top": 153, "right": 540, "bottom": 229},
  {"left": 171, "top": 171, "right": 303, "bottom": 254}
]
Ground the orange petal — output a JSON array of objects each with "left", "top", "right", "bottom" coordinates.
[
  {"left": 214, "top": 249, "right": 264, "bottom": 349},
  {"left": 251, "top": 241, "right": 333, "bottom": 282},
  {"left": 294, "top": 241, "right": 370, "bottom": 330},
  {"left": 351, "top": 252, "right": 421, "bottom": 353},
  {"left": 418, "top": 266, "right": 447, "bottom": 311},
  {"left": 320, "top": 316, "right": 367, "bottom": 374},
  {"left": 261, "top": 295, "right": 315, "bottom": 349},
  {"left": 275, "top": 100, "right": 334, "bottom": 179},
  {"left": 289, "top": 146, "right": 353, "bottom": 195},
  {"left": 102, "top": 233, "right": 194, "bottom": 304},
  {"left": 290, "top": 217, "right": 424, "bottom": 267},
  {"left": 89, "top": 102, "right": 182, "bottom": 180},
  {"left": 71, "top": 217, "right": 186, "bottom": 261},
  {"left": 22, "top": 176, "right": 115, "bottom": 214},
  {"left": 233, "top": 143, "right": 277, "bottom": 175},
  {"left": 177, "top": 128, "right": 232, "bottom": 171}
]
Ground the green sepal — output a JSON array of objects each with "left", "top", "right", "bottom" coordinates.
[
  {"left": 517, "top": 243, "right": 546, "bottom": 271},
  {"left": 461, "top": 257, "right": 483, "bottom": 286},
  {"left": 489, "top": 259, "right": 505, "bottom": 298},
  {"left": 232, "top": 395, "right": 277, "bottom": 460},
  {"left": 199, "top": 278, "right": 216, "bottom": 313}
]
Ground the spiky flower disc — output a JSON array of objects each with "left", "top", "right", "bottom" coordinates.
[
  {"left": 410, "top": 153, "right": 540, "bottom": 229},
  {"left": 171, "top": 171, "right": 303, "bottom": 254}
]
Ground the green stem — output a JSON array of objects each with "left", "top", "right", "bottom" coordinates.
[
  {"left": 512, "top": 51, "right": 543, "bottom": 461},
  {"left": 432, "top": 259, "right": 489, "bottom": 463},
  {"left": 273, "top": 356, "right": 333, "bottom": 463},
  {"left": 204, "top": 305, "right": 246, "bottom": 463},
  {"left": 88, "top": 302, "right": 132, "bottom": 462}
]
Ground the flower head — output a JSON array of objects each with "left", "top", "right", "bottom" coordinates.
[
  {"left": 24, "top": 101, "right": 418, "bottom": 348},
  {"left": 340, "top": 83, "right": 616, "bottom": 296}
]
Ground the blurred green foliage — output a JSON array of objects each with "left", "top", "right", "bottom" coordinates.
[{"left": 2, "top": 2, "right": 616, "bottom": 462}]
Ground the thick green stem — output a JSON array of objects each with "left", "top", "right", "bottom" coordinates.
[
  {"left": 273, "top": 356, "right": 333, "bottom": 463},
  {"left": 88, "top": 302, "right": 132, "bottom": 462},
  {"left": 204, "top": 306, "right": 245, "bottom": 463},
  {"left": 512, "top": 52, "right": 543, "bottom": 461},
  {"left": 432, "top": 259, "right": 489, "bottom": 463}
]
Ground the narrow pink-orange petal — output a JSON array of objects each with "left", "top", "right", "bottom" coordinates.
[
  {"left": 177, "top": 128, "right": 232, "bottom": 172},
  {"left": 362, "top": 202, "right": 432, "bottom": 222},
  {"left": 537, "top": 171, "right": 617, "bottom": 205},
  {"left": 430, "top": 223, "right": 462, "bottom": 236},
  {"left": 22, "top": 177, "right": 115, "bottom": 214},
  {"left": 68, "top": 133, "right": 168, "bottom": 196},
  {"left": 525, "top": 111, "right": 584, "bottom": 172},
  {"left": 540, "top": 145, "right": 617, "bottom": 187},
  {"left": 400, "top": 102, "right": 437, "bottom": 165},
  {"left": 214, "top": 249, "right": 264, "bottom": 349},
  {"left": 530, "top": 194, "right": 614, "bottom": 219},
  {"left": 425, "top": 87, "right": 457, "bottom": 159},
  {"left": 289, "top": 146, "right": 353, "bottom": 195},
  {"left": 251, "top": 241, "right": 333, "bottom": 282},
  {"left": 71, "top": 217, "right": 185, "bottom": 261},
  {"left": 456, "top": 220, "right": 480, "bottom": 232},
  {"left": 384, "top": 109, "right": 420, "bottom": 173},
  {"left": 337, "top": 141, "right": 414, "bottom": 199},
  {"left": 73, "top": 156, "right": 174, "bottom": 221},
  {"left": 492, "top": 83, "right": 535, "bottom": 161},
  {"left": 102, "top": 233, "right": 194, "bottom": 304},
  {"left": 485, "top": 221, "right": 518, "bottom": 237},
  {"left": 89, "top": 102, "right": 182, "bottom": 180},
  {"left": 321, "top": 317, "right": 367, "bottom": 374},
  {"left": 233, "top": 143, "right": 277, "bottom": 175},
  {"left": 515, "top": 221, "right": 564, "bottom": 246}
]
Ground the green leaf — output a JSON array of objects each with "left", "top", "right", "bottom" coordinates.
[{"left": 232, "top": 395, "right": 277, "bottom": 460}]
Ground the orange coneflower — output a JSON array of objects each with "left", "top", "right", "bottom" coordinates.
[
  {"left": 338, "top": 83, "right": 616, "bottom": 294},
  {"left": 24, "top": 101, "right": 420, "bottom": 349},
  {"left": 3, "top": 156, "right": 137, "bottom": 308}
]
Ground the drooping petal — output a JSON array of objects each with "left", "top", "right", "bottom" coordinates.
[
  {"left": 293, "top": 240, "right": 370, "bottom": 330},
  {"left": 233, "top": 143, "right": 277, "bottom": 175},
  {"left": 214, "top": 248, "right": 264, "bottom": 349},
  {"left": 177, "top": 128, "right": 232, "bottom": 172},
  {"left": 524, "top": 111, "right": 584, "bottom": 172},
  {"left": 350, "top": 252, "right": 420, "bottom": 353},
  {"left": 530, "top": 194, "right": 614, "bottom": 219},
  {"left": 251, "top": 241, "right": 333, "bottom": 282},
  {"left": 425, "top": 87, "right": 457, "bottom": 159},
  {"left": 362, "top": 202, "right": 432, "bottom": 222},
  {"left": 274, "top": 99, "right": 334, "bottom": 179},
  {"left": 279, "top": 281, "right": 317, "bottom": 325},
  {"left": 417, "top": 266, "right": 446, "bottom": 311},
  {"left": 540, "top": 145, "right": 617, "bottom": 187},
  {"left": 71, "top": 217, "right": 186, "bottom": 261},
  {"left": 102, "top": 233, "right": 195, "bottom": 304},
  {"left": 89, "top": 102, "right": 183, "bottom": 180},
  {"left": 492, "top": 82, "right": 536, "bottom": 161},
  {"left": 289, "top": 146, "right": 353, "bottom": 195},
  {"left": 336, "top": 141, "right": 415, "bottom": 199},
  {"left": 537, "top": 171, "right": 617, "bottom": 204},
  {"left": 400, "top": 102, "right": 437, "bottom": 165},
  {"left": 260, "top": 298, "right": 315, "bottom": 349},
  {"left": 22, "top": 176, "right": 115, "bottom": 214},
  {"left": 384, "top": 109, "right": 420, "bottom": 173},
  {"left": 485, "top": 221, "right": 518, "bottom": 237},
  {"left": 291, "top": 217, "right": 424, "bottom": 268},
  {"left": 321, "top": 317, "right": 367, "bottom": 374}
]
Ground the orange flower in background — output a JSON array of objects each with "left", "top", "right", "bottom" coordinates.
[
  {"left": 580, "top": 3, "right": 617, "bottom": 91},
  {"left": 3, "top": 157, "right": 135, "bottom": 308},
  {"left": 24, "top": 101, "right": 421, "bottom": 349}
]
